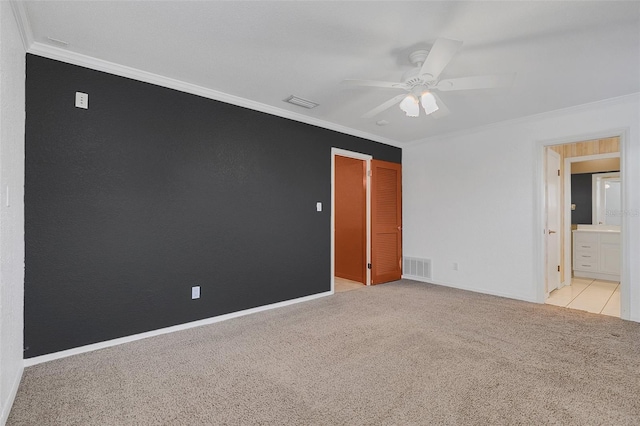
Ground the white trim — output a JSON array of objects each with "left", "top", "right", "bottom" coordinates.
[
  {"left": 24, "top": 291, "right": 332, "bottom": 367},
  {"left": 25, "top": 42, "right": 401, "bottom": 149},
  {"left": 574, "top": 271, "right": 620, "bottom": 282},
  {"left": 535, "top": 129, "right": 629, "bottom": 321},
  {"left": 9, "top": 0, "right": 33, "bottom": 50},
  {"left": 0, "top": 364, "right": 23, "bottom": 426},
  {"left": 403, "top": 276, "right": 538, "bottom": 304},
  {"left": 10, "top": 0, "right": 639, "bottom": 151},
  {"left": 11, "top": 4, "right": 399, "bottom": 148},
  {"left": 619, "top": 129, "right": 631, "bottom": 320},
  {"left": 533, "top": 140, "right": 546, "bottom": 304},
  {"left": 331, "top": 148, "right": 372, "bottom": 292},
  {"left": 408, "top": 93, "right": 640, "bottom": 147},
  {"left": 563, "top": 152, "right": 620, "bottom": 163},
  {"left": 331, "top": 148, "right": 372, "bottom": 162}
]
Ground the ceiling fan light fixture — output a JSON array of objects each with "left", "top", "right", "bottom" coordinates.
[
  {"left": 399, "top": 94, "right": 420, "bottom": 117},
  {"left": 420, "top": 92, "right": 439, "bottom": 115}
]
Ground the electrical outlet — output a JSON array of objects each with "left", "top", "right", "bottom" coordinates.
[
  {"left": 453, "top": 262, "right": 459, "bottom": 271},
  {"left": 191, "top": 286, "right": 200, "bottom": 299}
]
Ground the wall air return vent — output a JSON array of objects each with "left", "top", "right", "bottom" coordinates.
[
  {"left": 284, "top": 95, "right": 319, "bottom": 109},
  {"left": 403, "top": 256, "right": 432, "bottom": 281}
]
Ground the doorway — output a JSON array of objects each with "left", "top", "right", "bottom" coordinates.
[
  {"left": 331, "top": 148, "right": 371, "bottom": 293},
  {"left": 331, "top": 149, "right": 403, "bottom": 293},
  {"left": 335, "top": 154, "right": 367, "bottom": 288},
  {"left": 540, "top": 136, "right": 624, "bottom": 318}
]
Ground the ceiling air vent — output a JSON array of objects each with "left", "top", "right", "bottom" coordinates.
[{"left": 284, "top": 95, "right": 319, "bottom": 109}]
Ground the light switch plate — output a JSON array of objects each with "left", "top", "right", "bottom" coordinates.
[
  {"left": 191, "top": 286, "right": 200, "bottom": 299},
  {"left": 75, "top": 92, "right": 88, "bottom": 109},
  {"left": 316, "top": 202, "right": 322, "bottom": 212}
]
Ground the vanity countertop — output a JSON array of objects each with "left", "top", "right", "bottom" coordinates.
[{"left": 573, "top": 226, "right": 620, "bottom": 233}]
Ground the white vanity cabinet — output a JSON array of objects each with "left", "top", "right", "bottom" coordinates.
[{"left": 573, "top": 229, "right": 620, "bottom": 281}]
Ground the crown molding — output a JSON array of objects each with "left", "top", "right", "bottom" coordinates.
[
  {"left": 25, "top": 41, "right": 402, "bottom": 148},
  {"left": 406, "top": 92, "right": 640, "bottom": 147},
  {"left": 10, "top": 0, "right": 33, "bottom": 50}
]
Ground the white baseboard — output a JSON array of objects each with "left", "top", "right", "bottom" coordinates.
[
  {"left": 573, "top": 271, "right": 620, "bottom": 282},
  {"left": 0, "top": 364, "right": 24, "bottom": 426},
  {"left": 402, "top": 275, "right": 538, "bottom": 304},
  {"left": 24, "top": 291, "right": 332, "bottom": 367}
]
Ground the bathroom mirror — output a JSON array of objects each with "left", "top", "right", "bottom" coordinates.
[{"left": 592, "top": 172, "right": 621, "bottom": 226}]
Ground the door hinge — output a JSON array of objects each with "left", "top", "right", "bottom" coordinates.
[
  {"left": 367, "top": 263, "right": 372, "bottom": 269},
  {"left": 557, "top": 265, "right": 560, "bottom": 272},
  {"left": 557, "top": 169, "right": 560, "bottom": 176},
  {"left": 367, "top": 170, "right": 372, "bottom": 177}
]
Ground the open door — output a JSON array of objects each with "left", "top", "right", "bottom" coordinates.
[
  {"left": 545, "top": 148, "right": 561, "bottom": 294},
  {"left": 335, "top": 155, "right": 366, "bottom": 284},
  {"left": 371, "top": 160, "right": 402, "bottom": 284}
]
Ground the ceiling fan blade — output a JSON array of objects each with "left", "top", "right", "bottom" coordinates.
[
  {"left": 362, "top": 94, "right": 407, "bottom": 119},
  {"left": 420, "top": 38, "right": 463, "bottom": 81},
  {"left": 342, "top": 79, "right": 408, "bottom": 90},
  {"left": 430, "top": 92, "right": 450, "bottom": 119},
  {"left": 436, "top": 74, "right": 515, "bottom": 91}
]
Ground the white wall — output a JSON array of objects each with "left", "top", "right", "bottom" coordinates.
[
  {"left": 0, "top": 2, "right": 26, "bottom": 424},
  {"left": 403, "top": 94, "right": 640, "bottom": 321}
]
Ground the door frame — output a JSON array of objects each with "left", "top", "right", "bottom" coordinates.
[
  {"left": 331, "top": 148, "right": 372, "bottom": 293},
  {"left": 534, "top": 129, "right": 630, "bottom": 320}
]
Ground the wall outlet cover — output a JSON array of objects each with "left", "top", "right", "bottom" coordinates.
[{"left": 75, "top": 92, "right": 88, "bottom": 109}]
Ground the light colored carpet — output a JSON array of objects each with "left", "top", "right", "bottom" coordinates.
[{"left": 8, "top": 280, "right": 640, "bottom": 425}]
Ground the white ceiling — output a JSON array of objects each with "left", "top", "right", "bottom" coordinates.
[{"left": 18, "top": 1, "right": 640, "bottom": 145}]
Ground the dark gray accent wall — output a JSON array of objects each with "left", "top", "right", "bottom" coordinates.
[
  {"left": 25, "top": 55, "right": 401, "bottom": 358},
  {"left": 571, "top": 171, "right": 618, "bottom": 225},
  {"left": 571, "top": 173, "right": 593, "bottom": 224}
]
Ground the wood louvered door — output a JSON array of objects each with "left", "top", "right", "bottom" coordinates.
[{"left": 371, "top": 160, "right": 402, "bottom": 284}]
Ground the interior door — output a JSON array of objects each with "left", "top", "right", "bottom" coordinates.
[
  {"left": 371, "top": 160, "right": 402, "bottom": 284},
  {"left": 546, "top": 148, "right": 561, "bottom": 294},
  {"left": 335, "top": 155, "right": 366, "bottom": 283}
]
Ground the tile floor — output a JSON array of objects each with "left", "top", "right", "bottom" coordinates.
[
  {"left": 546, "top": 277, "right": 620, "bottom": 317},
  {"left": 334, "top": 277, "right": 366, "bottom": 293}
]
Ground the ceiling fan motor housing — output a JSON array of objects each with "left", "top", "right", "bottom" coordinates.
[
  {"left": 408, "top": 49, "right": 430, "bottom": 67},
  {"left": 402, "top": 67, "right": 435, "bottom": 88},
  {"left": 403, "top": 49, "right": 438, "bottom": 87}
]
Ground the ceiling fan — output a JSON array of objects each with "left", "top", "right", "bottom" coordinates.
[{"left": 342, "top": 38, "right": 514, "bottom": 119}]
